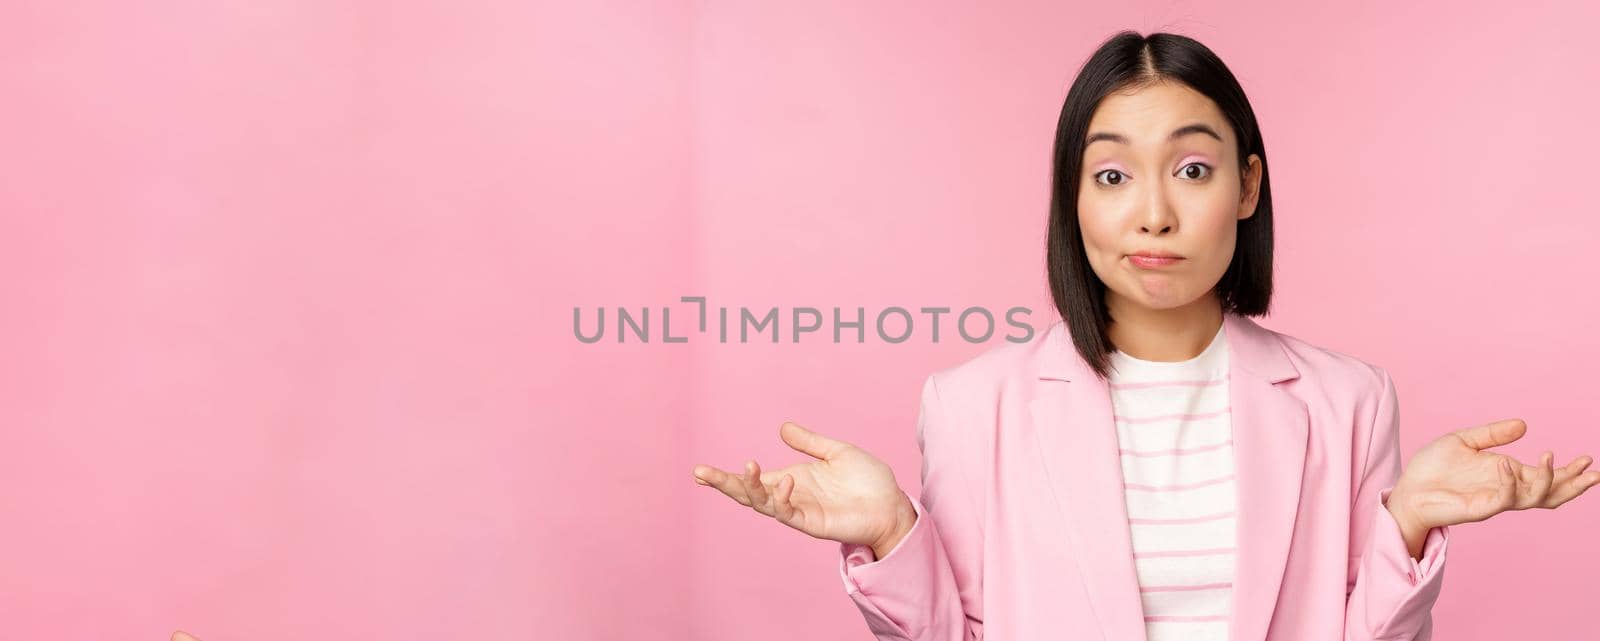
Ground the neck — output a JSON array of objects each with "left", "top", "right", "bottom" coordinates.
[{"left": 1106, "top": 292, "right": 1224, "bottom": 362}]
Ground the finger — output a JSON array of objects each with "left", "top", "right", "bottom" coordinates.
[
  {"left": 780, "top": 421, "right": 851, "bottom": 461},
  {"left": 1518, "top": 451, "right": 1556, "bottom": 509},
  {"left": 693, "top": 464, "right": 753, "bottom": 506},
  {"left": 1493, "top": 457, "right": 1518, "bottom": 512},
  {"left": 1544, "top": 470, "right": 1600, "bottom": 508},
  {"left": 758, "top": 467, "right": 787, "bottom": 485},
  {"left": 757, "top": 464, "right": 806, "bottom": 488},
  {"left": 172, "top": 632, "right": 201, "bottom": 641},
  {"left": 1543, "top": 456, "right": 1599, "bottom": 508},
  {"left": 1454, "top": 418, "right": 1527, "bottom": 451},
  {"left": 742, "top": 460, "right": 771, "bottom": 514},
  {"left": 773, "top": 473, "right": 798, "bottom": 525},
  {"left": 1552, "top": 455, "right": 1593, "bottom": 487}
]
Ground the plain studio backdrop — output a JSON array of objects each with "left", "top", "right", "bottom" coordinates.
[{"left": 2, "top": 2, "right": 1597, "bottom": 639}]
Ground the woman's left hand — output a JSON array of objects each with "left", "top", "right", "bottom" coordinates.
[{"left": 1388, "top": 418, "right": 1600, "bottom": 537}]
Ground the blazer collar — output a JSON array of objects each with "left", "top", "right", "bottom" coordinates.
[
  {"left": 1026, "top": 312, "right": 1309, "bottom": 641},
  {"left": 1034, "top": 311, "right": 1299, "bottom": 384}
]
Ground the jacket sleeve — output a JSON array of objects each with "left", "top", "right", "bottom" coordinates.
[
  {"left": 837, "top": 373, "right": 985, "bottom": 641},
  {"left": 1344, "top": 367, "right": 1450, "bottom": 641}
]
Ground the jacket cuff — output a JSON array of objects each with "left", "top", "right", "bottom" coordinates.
[
  {"left": 1360, "top": 486, "right": 1449, "bottom": 639},
  {"left": 1377, "top": 487, "right": 1449, "bottom": 583},
  {"left": 838, "top": 493, "right": 931, "bottom": 592}
]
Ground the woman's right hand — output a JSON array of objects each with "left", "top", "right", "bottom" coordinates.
[{"left": 691, "top": 421, "right": 917, "bottom": 558}]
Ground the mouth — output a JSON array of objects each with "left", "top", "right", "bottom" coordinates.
[{"left": 1126, "top": 253, "right": 1185, "bottom": 268}]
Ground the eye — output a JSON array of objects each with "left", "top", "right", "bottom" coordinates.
[
  {"left": 1178, "top": 162, "right": 1211, "bottom": 181},
  {"left": 1093, "top": 169, "right": 1127, "bottom": 186}
]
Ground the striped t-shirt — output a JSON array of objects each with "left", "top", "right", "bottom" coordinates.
[{"left": 1108, "top": 322, "right": 1234, "bottom": 641}]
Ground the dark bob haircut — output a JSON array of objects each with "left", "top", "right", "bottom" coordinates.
[{"left": 1046, "top": 30, "right": 1274, "bottom": 381}]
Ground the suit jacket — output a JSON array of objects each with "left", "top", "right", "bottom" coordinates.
[{"left": 838, "top": 312, "right": 1449, "bottom": 641}]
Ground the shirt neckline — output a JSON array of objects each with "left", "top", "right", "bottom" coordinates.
[{"left": 1108, "top": 322, "right": 1228, "bottom": 381}]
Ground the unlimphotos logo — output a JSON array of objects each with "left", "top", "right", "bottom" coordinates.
[{"left": 574, "top": 296, "right": 1037, "bottom": 344}]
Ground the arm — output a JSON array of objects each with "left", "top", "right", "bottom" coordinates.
[
  {"left": 1344, "top": 367, "right": 1451, "bottom": 641},
  {"left": 837, "top": 373, "right": 985, "bottom": 641}
]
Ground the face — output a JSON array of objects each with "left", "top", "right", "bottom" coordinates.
[{"left": 1076, "top": 80, "right": 1262, "bottom": 316}]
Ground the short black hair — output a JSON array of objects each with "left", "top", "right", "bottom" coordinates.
[{"left": 1046, "top": 30, "right": 1274, "bottom": 381}]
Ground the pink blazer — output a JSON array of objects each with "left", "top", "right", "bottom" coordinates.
[{"left": 838, "top": 312, "right": 1449, "bottom": 641}]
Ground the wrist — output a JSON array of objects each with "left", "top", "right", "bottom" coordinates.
[
  {"left": 1385, "top": 487, "right": 1432, "bottom": 532},
  {"left": 870, "top": 491, "right": 918, "bottom": 560},
  {"left": 1385, "top": 488, "right": 1432, "bottom": 559}
]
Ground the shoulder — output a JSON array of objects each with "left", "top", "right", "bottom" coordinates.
[
  {"left": 919, "top": 321, "right": 1058, "bottom": 417},
  {"left": 907, "top": 321, "right": 1047, "bottom": 466},
  {"left": 1262, "top": 323, "right": 1396, "bottom": 421},
  {"left": 1271, "top": 327, "right": 1390, "bottom": 391},
  {"left": 921, "top": 322, "right": 1043, "bottom": 391},
  {"left": 917, "top": 317, "right": 1397, "bottom": 415},
  {"left": 929, "top": 336, "right": 1039, "bottom": 391}
]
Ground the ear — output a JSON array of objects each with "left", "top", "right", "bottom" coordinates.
[{"left": 1237, "top": 154, "right": 1262, "bottom": 220}]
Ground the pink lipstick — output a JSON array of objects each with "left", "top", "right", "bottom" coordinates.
[{"left": 1126, "top": 251, "right": 1184, "bottom": 268}]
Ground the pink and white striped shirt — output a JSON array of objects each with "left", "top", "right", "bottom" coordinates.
[{"left": 1108, "top": 322, "right": 1234, "bottom": 641}]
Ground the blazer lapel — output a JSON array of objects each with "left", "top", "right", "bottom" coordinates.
[
  {"left": 1025, "top": 313, "right": 1307, "bottom": 641},
  {"left": 1222, "top": 313, "right": 1308, "bottom": 641},
  {"left": 1028, "top": 338, "right": 1144, "bottom": 641}
]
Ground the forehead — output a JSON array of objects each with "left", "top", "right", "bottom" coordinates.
[{"left": 1086, "top": 81, "right": 1232, "bottom": 147}]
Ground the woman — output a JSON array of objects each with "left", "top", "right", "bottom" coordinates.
[{"left": 690, "top": 31, "right": 1599, "bottom": 641}]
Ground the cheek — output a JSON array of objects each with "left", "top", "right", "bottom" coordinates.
[
  {"left": 1075, "top": 207, "right": 1118, "bottom": 262},
  {"left": 1193, "top": 200, "right": 1241, "bottom": 260},
  {"left": 1076, "top": 192, "right": 1119, "bottom": 248}
]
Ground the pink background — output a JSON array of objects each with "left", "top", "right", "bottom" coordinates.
[{"left": 3, "top": 2, "right": 1597, "bottom": 639}]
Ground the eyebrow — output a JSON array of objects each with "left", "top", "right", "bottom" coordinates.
[{"left": 1085, "top": 123, "right": 1223, "bottom": 147}]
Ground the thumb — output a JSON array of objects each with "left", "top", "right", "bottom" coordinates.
[
  {"left": 171, "top": 632, "right": 201, "bottom": 641},
  {"left": 1454, "top": 418, "right": 1528, "bottom": 451},
  {"left": 780, "top": 421, "right": 849, "bottom": 461}
]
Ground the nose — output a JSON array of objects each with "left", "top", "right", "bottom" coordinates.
[{"left": 1139, "top": 181, "right": 1179, "bottom": 235}]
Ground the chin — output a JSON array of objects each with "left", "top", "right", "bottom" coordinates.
[
  {"left": 1139, "top": 297, "right": 1194, "bottom": 311},
  {"left": 1119, "top": 285, "right": 1205, "bottom": 312}
]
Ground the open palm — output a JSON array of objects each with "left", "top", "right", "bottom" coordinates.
[
  {"left": 1393, "top": 418, "right": 1600, "bottom": 529},
  {"left": 691, "top": 421, "right": 913, "bottom": 550}
]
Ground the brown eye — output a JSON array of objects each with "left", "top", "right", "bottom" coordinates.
[
  {"left": 1178, "top": 162, "right": 1211, "bottom": 180},
  {"left": 1094, "top": 169, "right": 1126, "bottom": 186}
]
